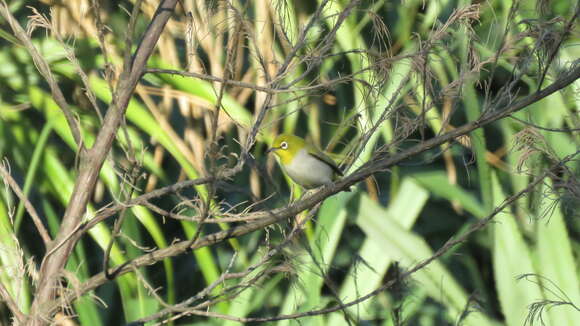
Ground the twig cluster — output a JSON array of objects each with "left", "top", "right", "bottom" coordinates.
[{"left": 0, "top": 0, "right": 578, "bottom": 325}]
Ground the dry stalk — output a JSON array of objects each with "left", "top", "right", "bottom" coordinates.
[{"left": 6, "top": 1, "right": 181, "bottom": 324}]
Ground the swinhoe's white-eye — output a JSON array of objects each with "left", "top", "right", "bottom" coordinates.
[{"left": 267, "top": 134, "right": 343, "bottom": 189}]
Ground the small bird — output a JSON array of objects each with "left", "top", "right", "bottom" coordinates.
[{"left": 267, "top": 134, "right": 343, "bottom": 189}]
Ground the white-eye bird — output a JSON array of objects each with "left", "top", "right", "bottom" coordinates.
[{"left": 267, "top": 134, "right": 343, "bottom": 189}]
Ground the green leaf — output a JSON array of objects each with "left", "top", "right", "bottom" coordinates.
[
  {"left": 413, "top": 171, "right": 486, "bottom": 218},
  {"left": 0, "top": 198, "right": 31, "bottom": 313},
  {"left": 354, "top": 192, "right": 495, "bottom": 326},
  {"left": 534, "top": 180, "right": 580, "bottom": 326},
  {"left": 491, "top": 172, "right": 546, "bottom": 326},
  {"left": 276, "top": 191, "right": 355, "bottom": 326},
  {"left": 328, "top": 178, "right": 429, "bottom": 325}
]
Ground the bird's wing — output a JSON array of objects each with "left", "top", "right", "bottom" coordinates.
[{"left": 307, "top": 146, "right": 343, "bottom": 176}]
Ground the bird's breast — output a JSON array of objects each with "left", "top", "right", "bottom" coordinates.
[{"left": 284, "top": 149, "right": 334, "bottom": 188}]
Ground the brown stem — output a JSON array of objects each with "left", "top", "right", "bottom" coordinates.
[{"left": 26, "top": 1, "right": 179, "bottom": 324}]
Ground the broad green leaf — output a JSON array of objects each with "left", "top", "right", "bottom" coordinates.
[
  {"left": 413, "top": 171, "right": 486, "bottom": 218},
  {"left": 276, "top": 191, "right": 355, "bottom": 326},
  {"left": 355, "top": 193, "right": 495, "bottom": 326},
  {"left": 491, "top": 173, "right": 547, "bottom": 326},
  {"left": 534, "top": 180, "right": 580, "bottom": 326},
  {"left": 328, "top": 178, "right": 428, "bottom": 325}
]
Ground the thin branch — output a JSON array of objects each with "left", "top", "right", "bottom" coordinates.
[
  {"left": 144, "top": 68, "right": 279, "bottom": 93},
  {"left": 134, "top": 206, "right": 321, "bottom": 325},
  {"left": 0, "top": 281, "right": 26, "bottom": 324},
  {"left": 183, "top": 1, "right": 244, "bottom": 251},
  {"left": 272, "top": 0, "right": 334, "bottom": 84},
  {"left": 0, "top": 160, "right": 52, "bottom": 247},
  {"left": 537, "top": 1, "right": 580, "bottom": 88},
  {"left": 140, "top": 153, "right": 576, "bottom": 324},
  {"left": 241, "top": 0, "right": 359, "bottom": 166},
  {"left": 39, "top": 64, "right": 580, "bottom": 318},
  {"left": 103, "top": 163, "right": 140, "bottom": 280},
  {"left": 162, "top": 154, "right": 579, "bottom": 324},
  {"left": 121, "top": 0, "right": 144, "bottom": 75},
  {"left": 509, "top": 115, "right": 580, "bottom": 132},
  {"left": 145, "top": 61, "right": 370, "bottom": 94},
  {"left": 81, "top": 176, "right": 215, "bottom": 234},
  {"left": 28, "top": 1, "right": 179, "bottom": 324},
  {"left": 90, "top": 0, "right": 115, "bottom": 91},
  {"left": 26, "top": 6, "right": 104, "bottom": 123}
]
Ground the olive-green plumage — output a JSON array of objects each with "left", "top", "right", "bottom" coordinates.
[{"left": 268, "top": 134, "right": 342, "bottom": 188}]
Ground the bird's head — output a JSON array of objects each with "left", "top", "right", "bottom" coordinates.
[{"left": 267, "top": 134, "right": 305, "bottom": 165}]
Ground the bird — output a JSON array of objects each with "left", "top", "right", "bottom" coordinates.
[{"left": 267, "top": 134, "right": 343, "bottom": 189}]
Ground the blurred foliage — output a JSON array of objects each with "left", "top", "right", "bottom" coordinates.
[{"left": 0, "top": 0, "right": 579, "bottom": 325}]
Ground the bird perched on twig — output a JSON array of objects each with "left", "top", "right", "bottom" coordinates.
[{"left": 267, "top": 134, "right": 343, "bottom": 189}]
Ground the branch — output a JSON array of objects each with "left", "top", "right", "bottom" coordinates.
[
  {"left": 0, "top": 160, "right": 51, "bottom": 247},
  {"left": 144, "top": 68, "right": 280, "bottom": 93},
  {"left": 40, "top": 63, "right": 580, "bottom": 318},
  {"left": 27, "top": 1, "right": 179, "bottom": 324},
  {"left": 144, "top": 63, "right": 363, "bottom": 94},
  {"left": 537, "top": 1, "right": 580, "bottom": 87},
  {"left": 0, "top": 281, "right": 26, "bottom": 324},
  {"left": 81, "top": 176, "right": 215, "bottom": 234},
  {"left": 241, "top": 0, "right": 358, "bottom": 161},
  {"left": 130, "top": 205, "right": 322, "bottom": 325},
  {"left": 508, "top": 115, "right": 580, "bottom": 133},
  {"left": 146, "top": 152, "right": 580, "bottom": 324}
]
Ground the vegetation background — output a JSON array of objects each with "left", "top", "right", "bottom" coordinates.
[{"left": 0, "top": 0, "right": 579, "bottom": 325}]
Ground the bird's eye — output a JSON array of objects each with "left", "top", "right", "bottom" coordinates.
[{"left": 280, "top": 141, "right": 288, "bottom": 150}]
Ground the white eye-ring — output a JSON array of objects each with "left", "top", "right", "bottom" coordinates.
[{"left": 280, "top": 141, "right": 288, "bottom": 150}]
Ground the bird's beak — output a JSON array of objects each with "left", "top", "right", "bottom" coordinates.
[{"left": 267, "top": 146, "right": 279, "bottom": 154}]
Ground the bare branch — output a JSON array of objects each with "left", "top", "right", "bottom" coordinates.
[
  {"left": 140, "top": 153, "right": 577, "bottom": 324},
  {"left": 194, "top": 154, "right": 580, "bottom": 323},
  {"left": 27, "top": 1, "right": 179, "bottom": 324},
  {"left": 0, "top": 159, "right": 52, "bottom": 247},
  {"left": 509, "top": 115, "right": 580, "bottom": 133},
  {"left": 0, "top": 281, "right": 26, "bottom": 324},
  {"left": 144, "top": 65, "right": 372, "bottom": 94},
  {"left": 81, "top": 176, "right": 215, "bottom": 235},
  {"left": 38, "top": 64, "right": 580, "bottom": 318}
]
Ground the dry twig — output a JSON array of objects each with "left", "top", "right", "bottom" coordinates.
[
  {"left": 38, "top": 63, "right": 580, "bottom": 319},
  {"left": 0, "top": 160, "right": 51, "bottom": 247}
]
